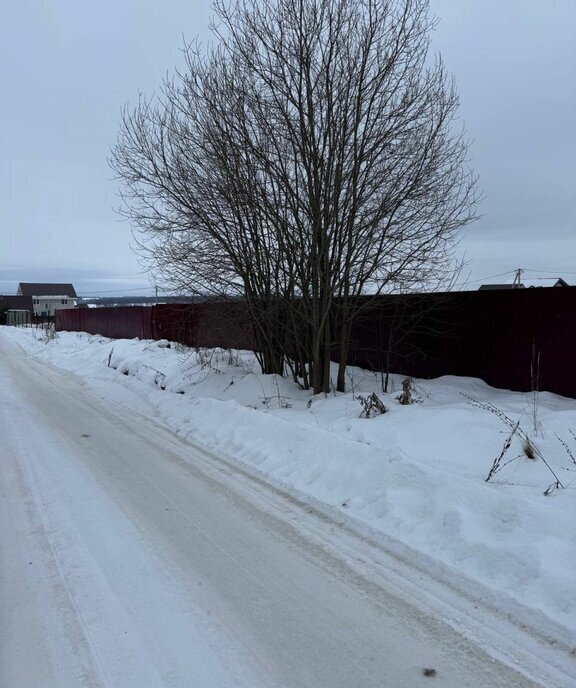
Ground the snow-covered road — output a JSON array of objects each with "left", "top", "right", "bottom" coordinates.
[{"left": 0, "top": 336, "right": 572, "bottom": 687}]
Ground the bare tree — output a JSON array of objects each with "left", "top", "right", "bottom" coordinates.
[
  {"left": 111, "top": 59, "right": 292, "bottom": 374},
  {"left": 111, "top": 0, "right": 479, "bottom": 392}
]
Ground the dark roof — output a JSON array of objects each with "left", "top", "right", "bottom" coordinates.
[
  {"left": 478, "top": 284, "right": 526, "bottom": 291},
  {"left": 479, "top": 277, "right": 569, "bottom": 291},
  {"left": 525, "top": 277, "right": 569, "bottom": 288},
  {"left": 0, "top": 295, "right": 33, "bottom": 311},
  {"left": 18, "top": 282, "right": 77, "bottom": 297}
]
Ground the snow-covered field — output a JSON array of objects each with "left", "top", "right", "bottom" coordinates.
[{"left": 3, "top": 325, "right": 575, "bottom": 643}]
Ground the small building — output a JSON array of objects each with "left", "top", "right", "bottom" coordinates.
[
  {"left": 6, "top": 310, "right": 31, "bottom": 326},
  {"left": 0, "top": 295, "right": 34, "bottom": 324},
  {"left": 16, "top": 282, "right": 78, "bottom": 317}
]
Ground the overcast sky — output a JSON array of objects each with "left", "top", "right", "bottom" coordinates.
[{"left": 1, "top": 0, "right": 575, "bottom": 296}]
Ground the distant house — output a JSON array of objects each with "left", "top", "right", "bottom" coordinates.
[
  {"left": 0, "top": 295, "right": 34, "bottom": 325},
  {"left": 523, "top": 278, "right": 569, "bottom": 288},
  {"left": 16, "top": 283, "right": 78, "bottom": 317},
  {"left": 478, "top": 278, "right": 569, "bottom": 291},
  {"left": 478, "top": 283, "right": 526, "bottom": 291}
]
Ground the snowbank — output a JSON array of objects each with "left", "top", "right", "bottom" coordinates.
[{"left": 3, "top": 326, "right": 575, "bottom": 637}]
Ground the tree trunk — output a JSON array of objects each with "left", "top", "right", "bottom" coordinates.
[{"left": 336, "top": 312, "right": 352, "bottom": 393}]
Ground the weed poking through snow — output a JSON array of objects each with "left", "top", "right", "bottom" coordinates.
[
  {"left": 464, "top": 394, "right": 564, "bottom": 493},
  {"left": 396, "top": 376, "right": 422, "bottom": 405},
  {"left": 358, "top": 393, "right": 387, "bottom": 419}
]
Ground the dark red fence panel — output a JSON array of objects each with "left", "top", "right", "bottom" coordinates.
[
  {"left": 56, "top": 302, "right": 255, "bottom": 350},
  {"left": 56, "top": 306, "right": 153, "bottom": 340},
  {"left": 152, "top": 302, "right": 255, "bottom": 350},
  {"left": 344, "top": 287, "right": 576, "bottom": 398},
  {"left": 55, "top": 287, "right": 576, "bottom": 398}
]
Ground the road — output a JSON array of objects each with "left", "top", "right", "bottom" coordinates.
[{"left": 0, "top": 334, "right": 571, "bottom": 687}]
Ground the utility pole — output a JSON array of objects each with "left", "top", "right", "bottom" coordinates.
[{"left": 513, "top": 268, "right": 524, "bottom": 289}]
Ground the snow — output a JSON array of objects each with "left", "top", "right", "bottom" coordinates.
[{"left": 2, "top": 325, "right": 576, "bottom": 644}]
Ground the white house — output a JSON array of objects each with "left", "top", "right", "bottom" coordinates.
[{"left": 16, "top": 282, "right": 78, "bottom": 317}]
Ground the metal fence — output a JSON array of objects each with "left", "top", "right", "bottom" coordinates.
[
  {"left": 55, "top": 287, "right": 576, "bottom": 398},
  {"left": 6, "top": 310, "right": 31, "bottom": 327},
  {"left": 56, "top": 307, "right": 154, "bottom": 341}
]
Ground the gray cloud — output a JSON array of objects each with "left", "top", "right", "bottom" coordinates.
[
  {"left": 431, "top": 0, "right": 576, "bottom": 284},
  {"left": 1, "top": 0, "right": 574, "bottom": 293}
]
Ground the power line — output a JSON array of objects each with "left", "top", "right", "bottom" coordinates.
[
  {"left": 523, "top": 268, "right": 576, "bottom": 276},
  {"left": 458, "top": 270, "right": 516, "bottom": 286},
  {"left": 458, "top": 267, "right": 575, "bottom": 289}
]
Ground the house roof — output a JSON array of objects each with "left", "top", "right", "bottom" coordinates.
[
  {"left": 478, "top": 283, "right": 526, "bottom": 291},
  {"left": 0, "top": 295, "right": 33, "bottom": 311},
  {"left": 478, "top": 277, "right": 569, "bottom": 291},
  {"left": 523, "top": 278, "right": 570, "bottom": 288},
  {"left": 18, "top": 282, "right": 77, "bottom": 297}
]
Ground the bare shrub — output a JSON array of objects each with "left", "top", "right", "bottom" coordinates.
[
  {"left": 396, "top": 377, "right": 422, "bottom": 405},
  {"left": 555, "top": 431, "right": 576, "bottom": 469},
  {"left": 358, "top": 393, "right": 387, "bottom": 419},
  {"left": 529, "top": 341, "right": 543, "bottom": 436},
  {"left": 464, "top": 394, "right": 564, "bottom": 491},
  {"left": 485, "top": 421, "right": 520, "bottom": 482}
]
